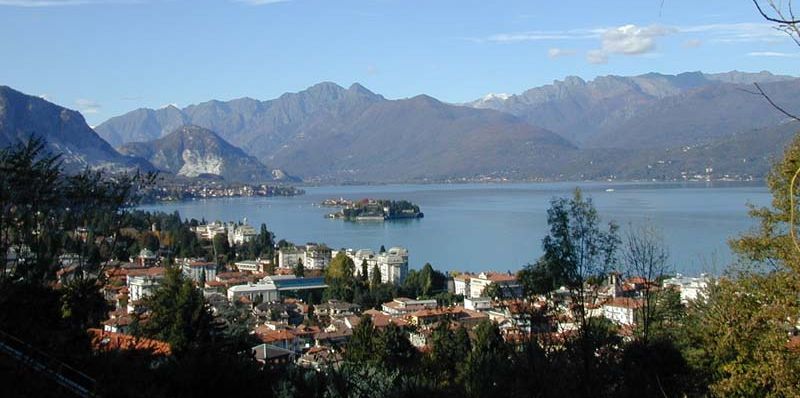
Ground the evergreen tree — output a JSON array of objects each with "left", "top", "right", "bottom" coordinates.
[{"left": 294, "top": 258, "right": 305, "bottom": 277}]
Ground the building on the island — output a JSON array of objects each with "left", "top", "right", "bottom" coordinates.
[
  {"left": 602, "top": 297, "right": 644, "bottom": 326},
  {"left": 235, "top": 259, "right": 272, "bottom": 273},
  {"left": 181, "top": 260, "right": 217, "bottom": 283},
  {"left": 278, "top": 246, "right": 305, "bottom": 269},
  {"left": 468, "top": 272, "right": 522, "bottom": 298},
  {"left": 662, "top": 274, "right": 710, "bottom": 304},
  {"left": 227, "top": 275, "right": 327, "bottom": 302},
  {"left": 381, "top": 297, "right": 438, "bottom": 316},
  {"left": 304, "top": 244, "right": 332, "bottom": 270}
]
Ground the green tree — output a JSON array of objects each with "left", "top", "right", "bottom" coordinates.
[
  {"left": 374, "top": 323, "right": 417, "bottom": 371},
  {"left": 370, "top": 264, "right": 381, "bottom": 288},
  {"left": 460, "top": 320, "right": 511, "bottom": 398},
  {"left": 294, "top": 258, "right": 305, "bottom": 277},
  {"left": 345, "top": 314, "right": 376, "bottom": 363},
  {"left": 141, "top": 267, "right": 212, "bottom": 354}
]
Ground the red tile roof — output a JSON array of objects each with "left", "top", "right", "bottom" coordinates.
[{"left": 87, "top": 329, "right": 171, "bottom": 356}]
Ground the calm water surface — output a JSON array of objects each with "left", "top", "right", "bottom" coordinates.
[{"left": 141, "top": 182, "right": 770, "bottom": 275}]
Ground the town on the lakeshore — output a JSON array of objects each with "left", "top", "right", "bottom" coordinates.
[{"left": 70, "top": 216, "right": 710, "bottom": 368}]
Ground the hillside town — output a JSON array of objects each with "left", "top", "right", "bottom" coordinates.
[{"left": 78, "top": 215, "right": 711, "bottom": 371}]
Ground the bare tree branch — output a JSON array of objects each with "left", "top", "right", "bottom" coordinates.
[
  {"left": 753, "top": 0, "right": 800, "bottom": 23},
  {"left": 740, "top": 83, "right": 800, "bottom": 122}
]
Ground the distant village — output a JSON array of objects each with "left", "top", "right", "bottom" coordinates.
[
  {"left": 139, "top": 179, "right": 304, "bottom": 202},
  {"left": 55, "top": 216, "right": 713, "bottom": 368}
]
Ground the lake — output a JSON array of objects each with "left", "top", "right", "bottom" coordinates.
[{"left": 140, "top": 182, "right": 771, "bottom": 276}]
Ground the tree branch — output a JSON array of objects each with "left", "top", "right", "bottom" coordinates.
[
  {"left": 740, "top": 83, "right": 800, "bottom": 122},
  {"left": 753, "top": 0, "right": 800, "bottom": 24}
]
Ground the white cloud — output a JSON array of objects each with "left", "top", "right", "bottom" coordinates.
[
  {"left": 747, "top": 51, "right": 800, "bottom": 58},
  {"left": 482, "top": 28, "right": 601, "bottom": 43},
  {"left": 75, "top": 99, "right": 101, "bottom": 114},
  {"left": 547, "top": 48, "right": 575, "bottom": 59},
  {"left": 586, "top": 49, "right": 608, "bottom": 65},
  {"left": 677, "top": 22, "right": 784, "bottom": 43},
  {"left": 600, "top": 24, "right": 675, "bottom": 55}
]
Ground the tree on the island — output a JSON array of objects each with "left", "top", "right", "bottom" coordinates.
[
  {"left": 379, "top": 245, "right": 386, "bottom": 253},
  {"left": 294, "top": 258, "right": 305, "bottom": 277},
  {"left": 140, "top": 267, "right": 212, "bottom": 353}
]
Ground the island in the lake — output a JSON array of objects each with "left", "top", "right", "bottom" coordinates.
[{"left": 323, "top": 198, "right": 424, "bottom": 221}]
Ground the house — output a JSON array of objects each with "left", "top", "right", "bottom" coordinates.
[
  {"left": 133, "top": 248, "right": 158, "bottom": 268},
  {"left": 297, "top": 346, "right": 342, "bottom": 371},
  {"left": 278, "top": 246, "right": 305, "bottom": 269},
  {"left": 315, "top": 300, "right": 360, "bottom": 318},
  {"left": 126, "top": 267, "right": 166, "bottom": 303},
  {"left": 454, "top": 273, "right": 472, "bottom": 297},
  {"left": 662, "top": 274, "right": 710, "bottom": 303},
  {"left": 339, "top": 246, "right": 409, "bottom": 285},
  {"left": 304, "top": 243, "right": 332, "bottom": 270},
  {"left": 376, "top": 247, "right": 409, "bottom": 285},
  {"left": 87, "top": 328, "right": 171, "bottom": 356},
  {"left": 235, "top": 259, "right": 272, "bottom": 273},
  {"left": 226, "top": 275, "right": 327, "bottom": 303},
  {"left": 180, "top": 260, "right": 217, "bottom": 283},
  {"left": 381, "top": 297, "right": 438, "bottom": 316},
  {"left": 254, "top": 325, "right": 301, "bottom": 352},
  {"left": 464, "top": 297, "right": 492, "bottom": 311},
  {"left": 252, "top": 343, "right": 296, "bottom": 367},
  {"left": 469, "top": 272, "right": 522, "bottom": 298},
  {"left": 602, "top": 297, "right": 644, "bottom": 326}
]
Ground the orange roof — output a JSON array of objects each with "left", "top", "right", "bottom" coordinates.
[
  {"left": 604, "top": 297, "right": 644, "bottom": 309},
  {"left": 487, "top": 273, "right": 517, "bottom": 283},
  {"left": 125, "top": 267, "right": 166, "bottom": 278},
  {"left": 255, "top": 327, "right": 297, "bottom": 343},
  {"left": 87, "top": 329, "right": 171, "bottom": 356}
]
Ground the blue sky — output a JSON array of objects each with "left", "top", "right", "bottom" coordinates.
[{"left": 1, "top": 0, "right": 798, "bottom": 125}]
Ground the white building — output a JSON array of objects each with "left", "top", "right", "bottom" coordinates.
[
  {"left": 278, "top": 246, "right": 305, "bottom": 269},
  {"left": 340, "top": 246, "right": 409, "bottom": 285},
  {"left": 304, "top": 244, "right": 332, "bottom": 270},
  {"left": 662, "top": 273, "right": 710, "bottom": 304},
  {"left": 454, "top": 274, "right": 472, "bottom": 297},
  {"left": 381, "top": 297, "right": 437, "bottom": 316},
  {"left": 602, "top": 297, "right": 643, "bottom": 326},
  {"left": 468, "top": 272, "right": 522, "bottom": 298},
  {"left": 227, "top": 275, "right": 328, "bottom": 303},
  {"left": 235, "top": 259, "right": 272, "bottom": 273},
  {"left": 126, "top": 267, "right": 166, "bottom": 312},
  {"left": 376, "top": 247, "right": 408, "bottom": 285},
  {"left": 464, "top": 297, "right": 492, "bottom": 311},
  {"left": 193, "top": 219, "right": 257, "bottom": 246},
  {"left": 181, "top": 260, "right": 217, "bottom": 283}
]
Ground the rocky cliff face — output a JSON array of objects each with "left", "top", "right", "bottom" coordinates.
[{"left": 118, "top": 125, "right": 276, "bottom": 183}]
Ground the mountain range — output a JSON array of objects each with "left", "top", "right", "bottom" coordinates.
[
  {"left": 0, "top": 85, "right": 150, "bottom": 172},
  {"left": 2, "top": 70, "right": 798, "bottom": 184}
]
